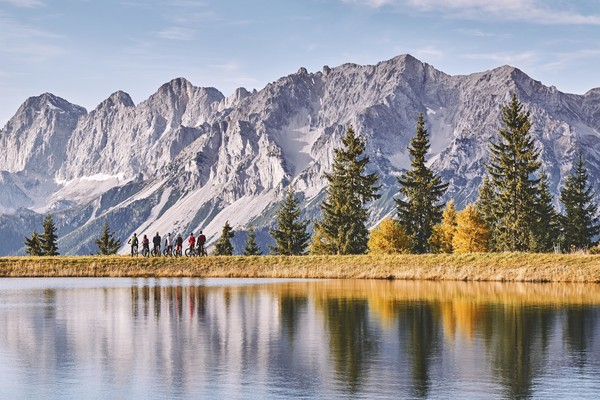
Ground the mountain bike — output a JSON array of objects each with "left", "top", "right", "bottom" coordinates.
[
  {"left": 141, "top": 246, "right": 150, "bottom": 257},
  {"left": 131, "top": 245, "right": 138, "bottom": 257},
  {"left": 173, "top": 245, "right": 182, "bottom": 257},
  {"left": 151, "top": 246, "right": 161, "bottom": 257},
  {"left": 185, "top": 246, "right": 199, "bottom": 257},
  {"left": 163, "top": 246, "right": 173, "bottom": 256},
  {"left": 197, "top": 244, "right": 207, "bottom": 256}
]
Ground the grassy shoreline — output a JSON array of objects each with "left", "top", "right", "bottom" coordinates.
[{"left": 1, "top": 253, "right": 599, "bottom": 282}]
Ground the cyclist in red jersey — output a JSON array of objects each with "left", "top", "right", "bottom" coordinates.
[{"left": 188, "top": 233, "right": 196, "bottom": 249}]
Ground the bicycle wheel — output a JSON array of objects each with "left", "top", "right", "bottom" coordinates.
[
  {"left": 185, "top": 248, "right": 191, "bottom": 257},
  {"left": 142, "top": 248, "right": 149, "bottom": 257},
  {"left": 131, "top": 245, "right": 138, "bottom": 257}
]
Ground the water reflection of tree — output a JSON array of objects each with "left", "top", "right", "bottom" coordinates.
[
  {"left": 481, "top": 304, "right": 554, "bottom": 399},
  {"left": 279, "top": 293, "right": 308, "bottom": 342},
  {"left": 322, "top": 298, "right": 377, "bottom": 394},
  {"left": 395, "top": 301, "right": 442, "bottom": 399},
  {"left": 564, "top": 306, "right": 598, "bottom": 368}
]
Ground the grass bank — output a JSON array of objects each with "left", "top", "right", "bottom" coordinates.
[{"left": 0, "top": 253, "right": 599, "bottom": 282}]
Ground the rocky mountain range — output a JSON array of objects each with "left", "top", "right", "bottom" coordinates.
[{"left": 0, "top": 54, "right": 598, "bottom": 255}]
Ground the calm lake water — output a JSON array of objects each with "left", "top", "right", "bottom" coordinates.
[{"left": 0, "top": 278, "right": 599, "bottom": 399}]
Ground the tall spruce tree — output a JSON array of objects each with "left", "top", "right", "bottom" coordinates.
[
  {"left": 269, "top": 186, "right": 310, "bottom": 255},
  {"left": 311, "top": 126, "right": 380, "bottom": 255},
  {"left": 559, "top": 154, "right": 600, "bottom": 250},
  {"left": 243, "top": 226, "right": 262, "bottom": 256},
  {"left": 214, "top": 221, "right": 235, "bottom": 255},
  {"left": 396, "top": 113, "right": 448, "bottom": 253},
  {"left": 485, "top": 94, "right": 541, "bottom": 251},
  {"left": 531, "top": 173, "right": 561, "bottom": 252},
  {"left": 24, "top": 230, "right": 43, "bottom": 256},
  {"left": 41, "top": 213, "right": 59, "bottom": 256},
  {"left": 95, "top": 222, "right": 122, "bottom": 255}
]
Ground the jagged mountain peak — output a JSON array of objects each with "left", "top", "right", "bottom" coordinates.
[
  {"left": 160, "top": 77, "right": 193, "bottom": 94},
  {"left": 93, "top": 90, "right": 135, "bottom": 112},
  {"left": 18, "top": 92, "right": 86, "bottom": 117}
]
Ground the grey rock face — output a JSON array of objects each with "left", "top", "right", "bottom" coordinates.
[{"left": 0, "top": 54, "right": 599, "bottom": 255}]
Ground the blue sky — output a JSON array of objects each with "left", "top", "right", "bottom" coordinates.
[{"left": 1, "top": 0, "right": 599, "bottom": 125}]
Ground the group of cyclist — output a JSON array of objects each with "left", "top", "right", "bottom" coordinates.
[{"left": 127, "top": 231, "right": 207, "bottom": 257}]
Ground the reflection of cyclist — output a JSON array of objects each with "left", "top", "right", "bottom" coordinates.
[
  {"left": 152, "top": 232, "right": 161, "bottom": 256},
  {"left": 197, "top": 230, "right": 206, "bottom": 255},
  {"left": 175, "top": 233, "right": 183, "bottom": 256},
  {"left": 128, "top": 233, "right": 139, "bottom": 256},
  {"left": 164, "top": 233, "right": 173, "bottom": 255},
  {"left": 141, "top": 235, "right": 150, "bottom": 257},
  {"left": 188, "top": 233, "right": 196, "bottom": 249}
]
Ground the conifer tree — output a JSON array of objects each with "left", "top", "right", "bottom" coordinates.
[
  {"left": 95, "top": 222, "right": 122, "bottom": 255},
  {"left": 452, "top": 204, "right": 490, "bottom": 253},
  {"left": 24, "top": 230, "right": 43, "bottom": 256},
  {"left": 41, "top": 213, "right": 59, "bottom": 256},
  {"left": 214, "top": 221, "right": 235, "bottom": 255},
  {"left": 243, "top": 226, "right": 262, "bottom": 256},
  {"left": 396, "top": 113, "right": 448, "bottom": 253},
  {"left": 269, "top": 186, "right": 310, "bottom": 255},
  {"left": 311, "top": 126, "right": 380, "bottom": 255},
  {"left": 367, "top": 217, "right": 409, "bottom": 254},
  {"left": 474, "top": 175, "right": 498, "bottom": 250},
  {"left": 485, "top": 94, "right": 541, "bottom": 251},
  {"left": 531, "top": 173, "right": 561, "bottom": 252},
  {"left": 559, "top": 154, "right": 600, "bottom": 250},
  {"left": 430, "top": 200, "right": 457, "bottom": 253}
]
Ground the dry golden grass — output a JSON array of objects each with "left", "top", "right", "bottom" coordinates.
[{"left": 0, "top": 253, "right": 599, "bottom": 282}]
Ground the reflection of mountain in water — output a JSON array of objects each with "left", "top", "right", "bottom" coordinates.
[{"left": 0, "top": 279, "right": 599, "bottom": 398}]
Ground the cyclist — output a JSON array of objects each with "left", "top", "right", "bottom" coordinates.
[
  {"left": 128, "top": 233, "right": 139, "bottom": 256},
  {"left": 164, "top": 233, "right": 173, "bottom": 255},
  {"left": 197, "top": 230, "right": 207, "bottom": 256},
  {"left": 175, "top": 233, "right": 183, "bottom": 256},
  {"left": 141, "top": 234, "right": 150, "bottom": 257},
  {"left": 152, "top": 232, "right": 161, "bottom": 256},
  {"left": 188, "top": 232, "right": 196, "bottom": 253}
]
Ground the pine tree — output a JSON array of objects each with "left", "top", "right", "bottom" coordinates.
[
  {"left": 486, "top": 94, "right": 541, "bottom": 251},
  {"left": 530, "top": 173, "right": 561, "bottom": 252},
  {"left": 475, "top": 175, "right": 498, "bottom": 247},
  {"left": 243, "top": 226, "right": 262, "bottom": 256},
  {"left": 430, "top": 200, "right": 457, "bottom": 253},
  {"left": 269, "top": 186, "right": 310, "bottom": 255},
  {"left": 214, "top": 221, "right": 235, "bottom": 256},
  {"left": 311, "top": 126, "right": 380, "bottom": 255},
  {"left": 95, "top": 222, "right": 122, "bottom": 255},
  {"left": 367, "top": 217, "right": 409, "bottom": 254},
  {"left": 24, "top": 230, "right": 43, "bottom": 256},
  {"left": 559, "top": 154, "right": 600, "bottom": 250},
  {"left": 41, "top": 213, "right": 59, "bottom": 256},
  {"left": 396, "top": 113, "right": 448, "bottom": 253},
  {"left": 452, "top": 204, "right": 490, "bottom": 253}
]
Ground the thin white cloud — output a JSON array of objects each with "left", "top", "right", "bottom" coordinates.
[
  {"left": 0, "top": 12, "right": 65, "bottom": 60},
  {"left": 0, "top": 0, "right": 45, "bottom": 7},
  {"left": 462, "top": 51, "right": 539, "bottom": 66},
  {"left": 342, "top": 0, "right": 600, "bottom": 25},
  {"left": 156, "top": 27, "right": 195, "bottom": 41},
  {"left": 412, "top": 45, "right": 445, "bottom": 60}
]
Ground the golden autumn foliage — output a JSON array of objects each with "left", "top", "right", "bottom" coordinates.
[
  {"left": 453, "top": 203, "right": 490, "bottom": 253},
  {"left": 368, "top": 217, "right": 410, "bottom": 254},
  {"left": 430, "top": 200, "right": 457, "bottom": 253}
]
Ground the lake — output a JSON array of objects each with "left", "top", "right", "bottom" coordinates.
[{"left": 0, "top": 278, "right": 599, "bottom": 399}]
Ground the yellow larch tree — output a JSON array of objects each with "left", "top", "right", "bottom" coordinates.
[
  {"left": 452, "top": 203, "right": 489, "bottom": 253},
  {"left": 430, "top": 200, "right": 457, "bottom": 253},
  {"left": 368, "top": 217, "right": 410, "bottom": 254}
]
